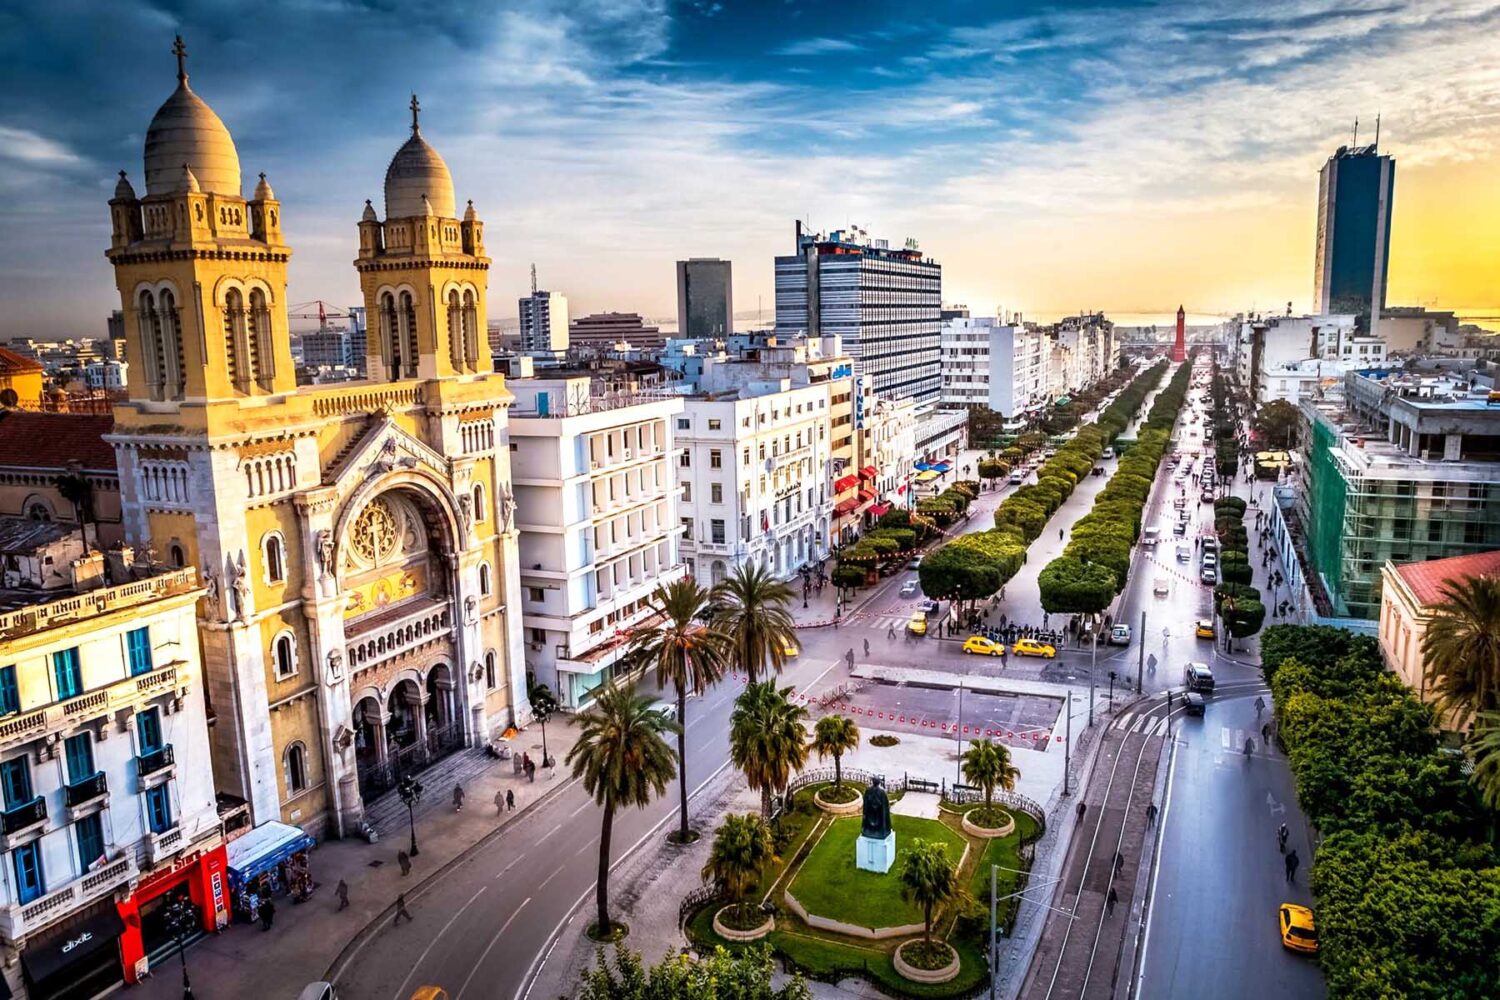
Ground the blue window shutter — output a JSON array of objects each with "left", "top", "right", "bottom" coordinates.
[{"left": 0, "top": 666, "right": 17, "bottom": 715}]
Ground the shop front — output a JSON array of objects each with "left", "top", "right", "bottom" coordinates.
[
  {"left": 116, "top": 843, "right": 229, "bottom": 984},
  {"left": 225, "top": 821, "right": 317, "bottom": 923},
  {"left": 19, "top": 902, "right": 125, "bottom": 1000}
]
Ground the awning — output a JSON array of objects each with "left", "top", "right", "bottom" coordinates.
[
  {"left": 21, "top": 906, "right": 124, "bottom": 985},
  {"left": 834, "top": 498, "right": 862, "bottom": 515},
  {"left": 868, "top": 503, "right": 892, "bottom": 518},
  {"left": 833, "top": 474, "right": 859, "bottom": 493},
  {"left": 859, "top": 466, "right": 878, "bottom": 479},
  {"left": 931, "top": 462, "right": 952, "bottom": 472},
  {"left": 226, "top": 820, "right": 316, "bottom": 890},
  {"left": 1055, "top": 396, "right": 1072, "bottom": 406},
  {"left": 916, "top": 470, "right": 941, "bottom": 483},
  {"left": 914, "top": 462, "right": 932, "bottom": 471},
  {"left": 858, "top": 487, "right": 876, "bottom": 501}
]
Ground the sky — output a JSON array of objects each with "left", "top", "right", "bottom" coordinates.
[{"left": 2, "top": 0, "right": 1499, "bottom": 339}]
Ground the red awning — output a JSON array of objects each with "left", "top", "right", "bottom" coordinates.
[
  {"left": 833, "top": 474, "right": 859, "bottom": 493},
  {"left": 834, "top": 498, "right": 862, "bottom": 515},
  {"left": 867, "top": 503, "right": 892, "bottom": 518},
  {"left": 858, "top": 487, "right": 876, "bottom": 501},
  {"left": 860, "top": 466, "right": 878, "bottom": 479}
]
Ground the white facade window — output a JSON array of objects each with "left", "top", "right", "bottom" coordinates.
[
  {"left": 479, "top": 562, "right": 493, "bottom": 596},
  {"left": 284, "top": 741, "right": 308, "bottom": 794},
  {"left": 262, "top": 531, "right": 287, "bottom": 584},
  {"left": 485, "top": 650, "right": 498, "bottom": 690},
  {"left": 473, "top": 483, "right": 487, "bottom": 521},
  {"left": 273, "top": 631, "right": 297, "bottom": 678}
]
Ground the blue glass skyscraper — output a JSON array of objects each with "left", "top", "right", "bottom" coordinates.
[{"left": 1313, "top": 142, "right": 1395, "bottom": 324}]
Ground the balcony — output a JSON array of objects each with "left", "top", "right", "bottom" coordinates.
[
  {"left": 0, "top": 662, "right": 186, "bottom": 754},
  {"left": 143, "top": 826, "right": 184, "bottom": 866},
  {"left": 0, "top": 796, "right": 47, "bottom": 850},
  {"left": 65, "top": 772, "right": 109, "bottom": 821},
  {"left": 0, "top": 853, "right": 138, "bottom": 943},
  {"left": 136, "top": 745, "right": 175, "bottom": 791},
  {"left": 344, "top": 600, "right": 453, "bottom": 679}
]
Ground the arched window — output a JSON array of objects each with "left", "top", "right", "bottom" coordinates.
[
  {"left": 273, "top": 632, "right": 297, "bottom": 679},
  {"left": 472, "top": 483, "right": 487, "bottom": 522},
  {"left": 249, "top": 288, "right": 274, "bottom": 387},
  {"left": 399, "top": 291, "right": 419, "bottom": 379},
  {"left": 25, "top": 501, "right": 51, "bottom": 521},
  {"left": 157, "top": 289, "right": 185, "bottom": 399},
  {"left": 462, "top": 289, "right": 479, "bottom": 370},
  {"left": 484, "top": 650, "right": 497, "bottom": 690},
  {"left": 447, "top": 290, "right": 463, "bottom": 371},
  {"left": 224, "top": 288, "right": 246, "bottom": 388},
  {"left": 478, "top": 562, "right": 492, "bottom": 597},
  {"left": 284, "top": 741, "right": 307, "bottom": 794},
  {"left": 380, "top": 292, "right": 400, "bottom": 382},
  {"left": 169, "top": 543, "right": 185, "bottom": 568},
  {"left": 263, "top": 532, "right": 286, "bottom": 584}
]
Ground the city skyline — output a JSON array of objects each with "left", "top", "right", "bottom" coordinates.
[{"left": 4, "top": 0, "right": 1500, "bottom": 339}]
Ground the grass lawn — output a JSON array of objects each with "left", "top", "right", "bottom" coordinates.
[
  {"left": 788, "top": 815, "right": 967, "bottom": 930},
  {"left": 966, "top": 809, "right": 1041, "bottom": 930}
]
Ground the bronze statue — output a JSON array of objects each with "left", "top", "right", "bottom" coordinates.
[{"left": 861, "top": 775, "right": 892, "bottom": 839}]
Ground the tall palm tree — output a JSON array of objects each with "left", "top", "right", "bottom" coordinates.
[
  {"left": 713, "top": 563, "right": 797, "bottom": 683},
  {"left": 1421, "top": 574, "right": 1500, "bottom": 730},
  {"left": 899, "top": 839, "right": 965, "bottom": 948},
  {"left": 729, "top": 682, "right": 809, "bottom": 820},
  {"left": 565, "top": 682, "right": 679, "bottom": 937},
  {"left": 628, "top": 577, "right": 729, "bottom": 843},
  {"left": 961, "top": 739, "right": 1021, "bottom": 819},
  {"left": 1465, "top": 711, "right": 1500, "bottom": 811},
  {"left": 701, "top": 813, "right": 773, "bottom": 924},
  {"left": 810, "top": 714, "right": 860, "bottom": 791}
]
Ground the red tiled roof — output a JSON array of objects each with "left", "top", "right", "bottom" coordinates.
[
  {"left": 0, "top": 347, "right": 43, "bottom": 375},
  {"left": 0, "top": 411, "right": 117, "bottom": 471},
  {"left": 1395, "top": 549, "right": 1500, "bottom": 606}
]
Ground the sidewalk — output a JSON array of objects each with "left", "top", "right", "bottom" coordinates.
[{"left": 128, "top": 717, "right": 582, "bottom": 1000}]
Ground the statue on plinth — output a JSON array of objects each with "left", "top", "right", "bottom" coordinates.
[{"left": 855, "top": 775, "right": 896, "bottom": 873}]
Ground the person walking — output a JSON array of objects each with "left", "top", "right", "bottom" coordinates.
[
  {"left": 335, "top": 879, "right": 349, "bottom": 912},
  {"left": 506, "top": 788, "right": 516, "bottom": 811},
  {"left": 1285, "top": 849, "right": 1300, "bottom": 883},
  {"left": 1262, "top": 722, "right": 1272, "bottom": 745},
  {"left": 494, "top": 789, "right": 506, "bottom": 815},
  {"left": 863, "top": 638, "right": 870, "bottom": 657},
  {"left": 258, "top": 897, "right": 276, "bottom": 931},
  {"left": 393, "top": 893, "right": 414, "bottom": 925},
  {"left": 397, "top": 850, "right": 411, "bottom": 877},
  {"left": 452, "top": 782, "right": 465, "bottom": 812},
  {"left": 1077, "top": 801, "right": 1087, "bottom": 822},
  {"left": 1115, "top": 851, "right": 1125, "bottom": 874},
  {"left": 1254, "top": 695, "right": 1265, "bottom": 716},
  {"left": 1145, "top": 802, "right": 1157, "bottom": 827},
  {"left": 1106, "top": 887, "right": 1119, "bottom": 915},
  {"left": 526, "top": 758, "right": 536, "bottom": 783},
  {"left": 1059, "top": 528, "right": 1064, "bottom": 540},
  {"left": 888, "top": 626, "right": 896, "bottom": 641},
  {"left": 1278, "top": 823, "right": 1289, "bottom": 854}
]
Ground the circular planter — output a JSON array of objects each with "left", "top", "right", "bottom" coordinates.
[
  {"left": 962, "top": 808, "right": 1015, "bottom": 839},
  {"left": 894, "top": 939, "right": 960, "bottom": 984},
  {"left": 712, "top": 905, "right": 774, "bottom": 942},
  {"left": 813, "top": 786, "right": 864, "bottom": 815}
]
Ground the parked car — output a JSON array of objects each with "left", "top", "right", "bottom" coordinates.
[
  {"left": 1279, "top": 904, "right": 1318, "bottom": 954},
  {"left": 1011, "top": 638, "right": 1057, "bottom": 658},
  {"left": 1200, "top": 565, "right": 1218, "bottom": 585},
  {"left": 1202, "top": 552, "right": 1218, "bottom": 569},
  {"left": 899, "top": 579, "right": 919, "bottom": 597},
  {"left": 1108, "top": 623, "right": 1131, "bottom": 646},
  {"left": 1202, "top": 536, "right": 1218, "bottom": 554},
  {"left": 962, "top": 635, "right": 1006, "bottom": 657}
]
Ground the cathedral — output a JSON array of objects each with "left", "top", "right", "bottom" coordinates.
[{"left": 104, "top": 38, "right": 529, "bottom": 837}]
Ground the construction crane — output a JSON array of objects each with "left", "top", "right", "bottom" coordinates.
[{"left": 289, "top": 300, "right": 359, "bottom": 332}]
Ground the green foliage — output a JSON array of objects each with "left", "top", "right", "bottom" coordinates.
[
  {"left": 811, "top": 714, "right": 860, "bottom": 789},
  {"left": 702, "top": 813, "right": 774, "bottom": 916},
  {"left": 712, "top": 564, "right": 798, "bottom": 684},
  {"left": 1037, "top": 557, "right": 1117, "bottom": 615},
  {"left": 1252, "top": 398, "right": 1301, "bottom": 448},
  {"left": 1218, "top": 555, "right": 1253, "bottom": 585},
  {"left": 1260, "top": 623, "right": 1365, "bottom": 681},
  {"left": 574, "top": 944, "right": 813, "bottom": 1000},
  {"left": 899, "top": 839, "right": 967, "bottom": 945},
  {"left": 1419, "top": 573, "right": 1500, "bottom": 731},
  {"left": 919, "top": 540, "right": 1003, "bottom": 603},
  {"left": 960, "top": 739, "right": 1020, "bottom": 815},
  {"left": 730, "top": 683, "right": 810, "bottom": 820},
  {"left": 831, "top": 564, "right": 866, "bottom": 591},
  {"left": 1221, "top": 595, "right": 1263, "bottom": 636},
  {"left": 977, "top": 459, "right": 1007, "bottom": 481}
]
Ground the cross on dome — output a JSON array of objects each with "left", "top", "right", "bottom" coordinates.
[
  {"left": 410, "top": 94, "right": 421, "bottom": 134},
  {"left": 173, "top": 35, "right": 188, "bottom": 83}
]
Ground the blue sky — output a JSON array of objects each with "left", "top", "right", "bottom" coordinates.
[{"left": 3, "top": 0, "right": 1499, "bottom": 337}]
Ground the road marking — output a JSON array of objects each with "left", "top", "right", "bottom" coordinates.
[
  {"left": 494, "top": 856, "right": 522, "bottom": 880},
  {"left": 569, "top": 800, "right": 591, "bottom": 819},
  {"left": 393, "top": 884, "right": 487, "bottom": 1000},
  {"left": 457, "top": 896, "right": 530, "bottom": 999},
  {"left": 574, "top": 836, "right": 599, "bottom": 858},
  {"left": 544, "top": 820, "right": 564, "bottom": 839},
  {"left": 537, "top": 864, "right": 564, "bottom": 891}
]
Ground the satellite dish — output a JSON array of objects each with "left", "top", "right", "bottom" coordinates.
[{"left": 0, "top": 389, "right": 17, "bottom": 408}]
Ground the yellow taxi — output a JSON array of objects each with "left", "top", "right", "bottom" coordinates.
[
  {"left": 962, "top": 636, "right": 1006, "bottom": 657},
  {"left": 783, "top": 640, "right": 799, "bottom": 657},
  {"left": 1195, "top": 619, "right": 1215, "bottom": 639},
  {"left": 1278, "top": 903, "right": 1317, "bottom": 953},
  {"left": 907, "top": 612, "right": 928, "bottom": 636},
  {"left": 1011, "top": 638, "right": 1057, "bottom": 659}
]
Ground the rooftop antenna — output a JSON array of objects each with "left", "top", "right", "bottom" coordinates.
[
  {"left": 1353, "top": 116, "right": 1359, "bottom": 147},
  {"left": 530, "top": 262, "right": 537, "bottom": 296},
  {"left": 1374, "top": 113, "right": 1381, "bottom": 149}
]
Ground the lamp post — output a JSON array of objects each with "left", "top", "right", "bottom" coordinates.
[
  {"left": 164, "top": 893, "right": 197, "bottom": 1000},
  {"left": 398, "top": 773, "right": 423, "bottom": 857}
]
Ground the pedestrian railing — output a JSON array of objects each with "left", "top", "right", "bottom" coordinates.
[{"left": 679, "top": 884, "right": 725, "bottom": 930}]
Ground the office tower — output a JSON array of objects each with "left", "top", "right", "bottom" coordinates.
[
  {"left": 569, "top": 312, "right": 664, "bottom": 351},
  {"left": 775, "top": 222, "right": 942, "bottom": 405},
  {"left": 518, "top": 289, "right": 569, "bottom": 353},
  {"left": 1313, "top": 140, "right": 1395, "bottom": 322},
  {"left": 677, "top": 258, "right": 733, "bottom": 339}
]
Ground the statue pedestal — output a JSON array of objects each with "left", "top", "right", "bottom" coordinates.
[{"left": 856, "top": 831, "right": 896, "bottom": 873}]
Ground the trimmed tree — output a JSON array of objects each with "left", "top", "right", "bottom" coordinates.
[
  {"left": 960, "top": 739, "right": 1020, "bottom": 827},
  {"left": 810, "top": 714, "right": 861, "bottom": 792}
]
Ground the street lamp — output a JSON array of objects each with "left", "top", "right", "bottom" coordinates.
[
  {"left": 398, "top": 773, "right": 424, "bottom": 857},
  {"left": 163, "top": 893, "right": 197, "bottom": 1000}
]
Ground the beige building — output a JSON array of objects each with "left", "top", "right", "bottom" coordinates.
[
  {"left": 101, "top": 40, "right": 527, "bottom": 838},
  {"left": 1378, "top": 549, "right": 1500, "bottom": 731}
]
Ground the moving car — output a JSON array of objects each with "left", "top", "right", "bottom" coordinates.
[
  {"left": 1012, "top": 638, "right": 1057, "bottom": 658},
  {"left": 1154, "top": 576, "right": 1170, "bottom": 596},
  {"left": 783, "top": 641, "right": 799, "bottom": 657},
  {"left": 1176, "top": 543, "right": 1190, "bottom": 562},
  {"left": 962, "top": 635, "right": 1006, "bottom": 656},
  {"left": 1009, "top": 471, "right": 1025, "bottom": 485},
  {"left": 1173, "top": 521, "right": 1187, "bottom": 537},
  {"left": 1181, "top": 691, "right": 1207, "bottom": 716},
  {"left": 1194, "top": 619, "right": 1215, "bottom": 639},
  {"left": 1279, "top": 903, "right": 1318, "bottom": 954},
  {"left": 1185, "top": 660, "right": 1215, "bottom": 692},
  {"left": 899, "top": 580, "right": 919, "bottom": 597},
  {"left": 920, "top": 598, "right": 941, "bottom": 616},
  {"left": 907, "top": 612, "right": 928, "bottom": 636},
  {"left": 1142, "top": 526, "right": 1161, "bottom": 546},
  {"left": 1102, "top": 446, "right": 1115, "bottom": 459},
  {"left": 1108, "top": 623, "right": 1131, "bottom": 645},
  {"left": 1200, "top": 490, "right": 1215, "bottom": 503}
]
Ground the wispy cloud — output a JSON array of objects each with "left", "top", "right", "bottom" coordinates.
[
  {"left": 0, "top": 125, "right": 83, "bottom": 166},
  {"left": 773, "top": 37, "right": 860, "bottom": 56}
]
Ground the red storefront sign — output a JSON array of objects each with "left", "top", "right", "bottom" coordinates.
[{"left": 116, "top": 843, "right": 228, "bottom": 983}]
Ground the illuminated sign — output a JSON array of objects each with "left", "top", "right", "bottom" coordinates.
[
  {"left": 831, "top": 363, "right": 852, "bottom": 380},
  {"left": 854, "top": 376, "right": 865, "bottom": 429}
]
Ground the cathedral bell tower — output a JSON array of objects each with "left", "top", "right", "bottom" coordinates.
[
  {"left": 356, "top": 96, "right": 492, "bottom": 382},
  {"left": 107, "top": 36, "right": 296, "bottom": 404}
]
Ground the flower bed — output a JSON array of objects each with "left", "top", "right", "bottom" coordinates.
[
  {"left": 960, "top": 806, "right": 1014, "bottom": 838},
  {"left": 712, "top": 904, "right": 774, "bottom": 942},
  {"left": 894, "top": 939, "right": 960, "bottom": 983}
]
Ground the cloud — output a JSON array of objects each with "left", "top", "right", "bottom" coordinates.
[
  {"left": 0, "top": 125, "right": 84, "bottom": 166},
  {"left": 773, "top": 37, "right": 860, "bottom": 56}
]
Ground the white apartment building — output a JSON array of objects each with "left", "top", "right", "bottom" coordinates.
[
  {"left": 0, "top": 553, "right": 223, "bottom": 998},
  {"left": 677, "top": 381, "right": 834, "bottom": 584},
  {"left": 864, "top": 398, "right": 917, "bottom": 507},
  {"left": 940, "top": 317, "right": 1049, "bottom": 417},
  {"left": 82, "top": 360, "right": 127, "bottom": 391},
  {"left": 517, "top": 289, "right": 569, "bottom": 355},
  {"left": 508, "top": 378, "right": 685, "bottom": 709},
  {"left": 1236, "top": 313, "right": 1364, "bottom": 401}
]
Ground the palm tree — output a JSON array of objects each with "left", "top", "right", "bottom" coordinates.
[
  {"left": 729, "top": 682, "right": 810, "bottom": 820},
  {"left": 628, "top": 578, "right": 730, "bottom": 843},
  {"left": 1420, "top": 574, "right": 1500, "bottom": 730},
  {"left": 899, "top": 839, "right": 964, "bottom": 948},
  {"left": 565, "top": 681, "right": 679, "bottom": 937},
  {"left": 810, "top": 714, "right": 860, "bottom": 791},
  {"left": 712, "top": 563, "right": 797, "bottom": 683},
  {"left": 960, "top": 739, "right": 1021, "bottom": 821},
  {"left": 701, "top": 813, "right": 773, "bottom": 924},
  {"left": 1465, "top": 711, "right": 1500, "bottom": 811}
]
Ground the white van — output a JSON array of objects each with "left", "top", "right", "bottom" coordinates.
[
  {"left": 1142, "top": 526, "right": 1161, "bottom": 546},
  {"left": 1102, "top": 447, "right": 1115, "bottom": 460}
]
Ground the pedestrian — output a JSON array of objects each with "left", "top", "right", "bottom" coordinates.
[
  {"left": 398, "top": 850, "right": 411, "bottom": 877},
  {"left": 526, "top": 759, "right": 536, "bottom": 783},
  {"left": 259, "top": 897, "right": 276, "bottom": 931},
  {"left": 393, "top": 892, "right": 414, "bottom": 924},
  {"left": 453, "top": 782, "right": 465, "bottom": 812},
  {"left": 1262, "top": 722, "right": 1271, "bottom": 745},
  {"left": 1114, "top": 851, "right": 1125, "bottom": 874},
  {"left": 335, "top": 879, "right": 349, "bottom": 911},
  {"left": 1106, "top": 887, "right": 1118, "bottom": 915},
  {"left": 494, "top": 789, "right": 506, "bottom": 815},
  {"left": 506, "top": 788, "right": 516, "bottom": 811},
  {"left": 888, "top": 626, "right": 896, "bottom": 641},
  {"left": 1285, "top": 849, "right": 1300, "bottom": 883},
  {"left": 1059, "top": 528, "right": 1064, "bottom": 540},
  {"left": 863, "top": 638, "right": 870, "bottom": 657},
  {"left": 1076, "top": 801, "right": 1087, "bottom": 822},
  {"left": 1145, "top": 802, "right": 1157, "bottom": 827},
  {"left": 522, "top": 751, "right": 531, "bottom": 773}
]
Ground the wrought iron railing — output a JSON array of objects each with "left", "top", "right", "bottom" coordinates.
[
  {"left": 65, "top": 772, "right": 108, "bottom": 807},
  {"left": 356, "top": 722, "right": 467, "bottom": 801},
  {"left": 137, "top": 745, "right": 175, "bottom": 776},
  {"left": 678, "top": 884, "right": 725, "bottom": 930},
  {"left": 1, "top": 796, "right": 47, "bottom": 835}
]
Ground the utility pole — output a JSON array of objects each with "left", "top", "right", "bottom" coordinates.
[
  {"left": 1063, "top": 692, "right": 1072, "bottom": 797},
  {"left": 990, "top": 864, "right": 999, "bottom": 1000},
  {"left": 1137, "top": 609, "right": 1146, "bottom": 693},
  {"left": 955, "top": 678, "right": 966, "bottom": 784},
  {"left": 1088, "top": 620, "right": 1099, "bottom": 727}
]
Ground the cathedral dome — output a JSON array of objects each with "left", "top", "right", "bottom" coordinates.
[
  {"left": 143, "top": 79, "right": 241, "bottom": 198},
  {"left": 383, "top": 97, "right": 455, "bottom": 220}
]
